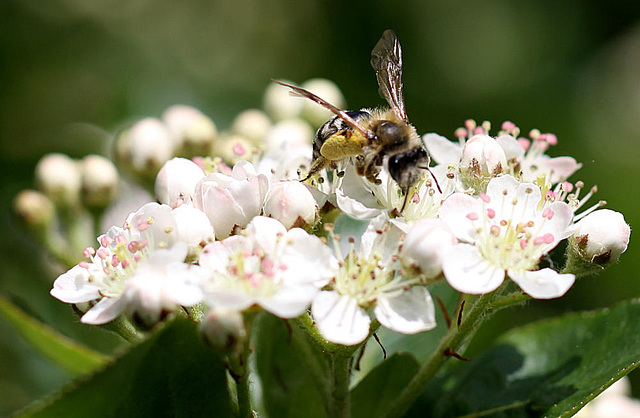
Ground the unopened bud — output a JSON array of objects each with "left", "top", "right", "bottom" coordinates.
[
  {"left": 80, "top": 155, "right": 119, "bottom": 210},
  {"left": 264, "top": 80, "right": 303, "bottom": 121},
  {"left": 155, "top": 157, "right": 205, "bottom": 206},
  {"left": 163, "top": 105, "right": 217, "bottom": 158},
  {"left": 116, "top": 118, "right": 174, "bottom": 182},
  {"left": 300, "top": 78, "right": 346, "bottom": 127},
  {"left": 199, "top": 308, "right": 247, "bottom": 353},
  {"left": 35, "top": 153, "right": 82, "bottom": 208},
  {"left": 264, "top": 119, "right": 314, "bottom": 150},
  {"left": 263, "top": 181, "right": 317, "bottom": 229},
  {"left": 231, "top": 109, "right": 272, "bottom": 145},
  {"left": 14, "top": 190, "right": 55, "bottom": 229},
  {"left": 567, "top": 209, "right": 630, "bottom": 274},
  {"left": 459, "top": 134, "right": 507, "bottom": 192},
  {"left": 212, "top": 134, "right": 259, "bottom": 165}
]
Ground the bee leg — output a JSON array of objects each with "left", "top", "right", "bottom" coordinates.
[
  {"left": 302, "top": 157, "right": 330, "bottom": 182},
  {"left": 355, "top": 155, "right": 366, "bottom": 176},
  {"left": 400, "top": 187, "right": 410, "bottom": 212}
]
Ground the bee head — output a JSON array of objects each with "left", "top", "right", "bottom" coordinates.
[{"left": 388, "top": 146, "right": 429, "bottom": 191}]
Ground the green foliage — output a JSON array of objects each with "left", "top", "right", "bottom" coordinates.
[
  {"left": 410, "top": 298, "right": 640, "bottom": 417},
  {"left": 18, "top": 318, "right": 231, "bottom": 418},
  {"left": 0, "top": 295, "right": 108, "bottom": 376}
]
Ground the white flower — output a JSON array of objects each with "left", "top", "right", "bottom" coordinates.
[
  {"left": 231, "top": 109, "right": 272, "bottom": 145},
  {"left": 194, "top": 161, "right": 269, "bottom": 239},
  {"left": 311, "top": 216, "right": 436, "bottom": 345},
  {"left": 263, "top": 180, "right": 317, "bottom": 229},
  {"left": 50, "top": 202, "right": 203, "bottom": 326},
  {"left": 440, "top": 175, "right": 575, "bottom": 299},
  {"left": 336, "top": 165, "right": 445, "bottom": 222},
  {"left": 80, "top": 155, "right": 119, "bottom": 209},
  {"left": 400, "top": 218, "right": 458, "bottom": 280},
  {"left": 570, "top": 209, "right": 631, "bottom": 266},
  {"left": 199, "top": 216, "right": 336, "bottom": 318},
  {"left": 155, "top": 157, "right": 205, "bottom": 206},
  {"left": 496, "top": 134, "right": 581, "bottom": 183}
]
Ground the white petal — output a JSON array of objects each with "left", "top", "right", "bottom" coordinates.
[
  {"left": 495, "top": 135, "right": 525, "bottom": 160},
  {"left": 282, "top": 229, "right": 337, "bottom": 287},
  {"left": 80, "top": 296, "right": 127, "bottom": 325},
  {"left": 257, "top": 284, "right": 318, "bottom": 318},
  {"left": 245, "top": 216, "right": 287, "bottom": 253},
  {"left": 442, "top": 244, "right": 505, "bottom": 294},
  {"left": 336, "top": 188, "right": 384, "bottom": 220},
  {"left": 374, "top": 286, "right": 437, "bottom": 334},
  {"left": 537, "top": 156, "right": 582, "bottom": 183},
  {"left": 312, "top": 291, "right": 371, "bottom": 346},
  {"left": 50, "top": 265, "right": 102, "bottom": 304},
  {"left": 171, "top": 204, "right": 214, "bottom": 248},
  {"left": 439, "top": 193, "right": 479, "bottom": 243},
  {"left": 508, "top": 268, "right": 575, "bottom": 299},
  {"left": 423, "top": 133, "right": 462, "bottom": 165}
]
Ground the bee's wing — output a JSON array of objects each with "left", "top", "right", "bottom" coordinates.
[
  {"left": 370, "top": 30, "right": 408, "bottom": 123},
  {"left": 272, "top": 80, "right": 374, "bottom": 139}
]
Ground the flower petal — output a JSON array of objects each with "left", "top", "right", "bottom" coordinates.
[
  {"left": 50, "top": 265, "right": 101, "bottom": 304},
  {"left": 258, "top": 284, "right": 318, "bottom": 318},
  {"left": 312, "top": 291, "right": 370, "bottom": 346},
  {"left": 423, "top": 133, "right": 462, "bottom": 165},
  {"left": 80, "top": 296, "right": 127, "bottom": 325},
  {"left": 442, "top": 244, "right": 505, "bottom": 294},
  {"left": 439, "top": 193, "right": 479, "bottom": 243},
  {"left": 508, "top": 268, "right": 575, "bottom": 299},
  {"left": 374, "top": 286, "right": 436, "bottom": 334}
]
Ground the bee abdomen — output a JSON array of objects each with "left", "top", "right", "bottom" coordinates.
[{"left": 313, "top": 110, "right": 371, "bottom": 159}]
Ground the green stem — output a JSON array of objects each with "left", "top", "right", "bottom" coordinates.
[
  {"left": 235, "top": 371, "right": 252, "bottom": 418},
  {"left": 383, "top": 292, "right": 497, "bottom": 418},
  {"left": 329, "top": 352, "right": 352, "bottom": 418},
  {"left": 228, "top": 312, "right": 256, "bottom": 418}
]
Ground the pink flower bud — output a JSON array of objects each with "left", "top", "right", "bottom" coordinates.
[
  {"left": 263, "top": 181, "right": 317, "bottom": 229},
  {"left": 155, "top": 157, "right": 205, "bottom": 206},
  {"left": 571, "top": 209, "right": 630, "bottom": 266}
]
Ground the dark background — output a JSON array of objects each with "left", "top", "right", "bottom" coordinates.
[{"left": 1, "top": 0, "right": 639, "bottom": 414}]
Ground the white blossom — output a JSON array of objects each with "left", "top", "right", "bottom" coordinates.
[
  {"left": 50, "top": 202, "right": 203, "bottom": 326},
  {"left": 400, "top": 218, "right": 458, "bottom": 280},
  {"left": 199, "top": 216, "right": 336, "bottom": 318},
  {"left": 312, "top": 216, "right": 436, "bottom": 345},
  {"left": 440, "top": 175, "right": 575, "bottom": 299}
]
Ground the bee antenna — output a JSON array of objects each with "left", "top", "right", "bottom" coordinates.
[
  {"left": 400, "top": 188, "right": 410, "bottom": 213},
  {"left": 419, "top": 166, "right": 442, "bottom": 194}
]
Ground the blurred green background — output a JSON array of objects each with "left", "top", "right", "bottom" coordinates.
[{"left": 1, "top": 0, "right": 639, "bottom": 415}]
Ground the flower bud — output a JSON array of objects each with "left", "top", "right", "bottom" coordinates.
[
  {"left": 155, "top": 157, "right": 205, "bottom": 206},
  {"left": 568, "top": 209, "right": 630, "bottom": 271},
  {"left": 14, "top": 190, "right": 55, "bottom": 229},
  {"left": 459, "top": 134, "right": 507, "bottom": 192},
  {"left": 263, "top": 181, "right": 317, "bottom": 229},
  {"left": 35, "top": 153, "right": 82, "bottom": 207},
  {"left": 264, "top": 80, "right": 303, "bottom": 121},
  {"left": 263, "top": 119, "right": 314, "bottom": 150},
  {"left": 171, "top": 204, "right": 214, "bottom": 250},
  {"left": 194, "top": 161, "right": 268, "bottom": 239},
  {"left": 300, "top": 78, "right": 345, "bottom": 127},
  {"left": 80, "top": 155, "right": 119, "bottom": 210},
  {"left": 199, "top": 308, "right": 247, "bottom": 354},
  {"left": 401, "top": 219, "right": 457, "bottom": 280},
  {"left": 231, "top": 109, "right": 272, "bottom": 145},
  {"left": 163, "top": 105, "right": 217, "bottom": 158},
  {"left": 116, "top": 118, "right": 174, "bottom": 183},
  {"left": 212, "top": 134, "right": 258, "bottom": 165}
]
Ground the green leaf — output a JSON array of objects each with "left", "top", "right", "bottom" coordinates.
[
  {"left": 254, "top": 313, "right": 326, "bottom": 418},
  {"left": 0, "top": 295, "right": 109, "bottom": 375},
  {"left": 19, "top": 318, "right": 231, "bottom": 418},
  {"left": 351, "top": 353, "right": 420, "bottom": 418},
  {"left": 353, "top": 280, "right": 459, "bottom": 384},
  {"left": 416, "top": 298, "right": 640, "bottom": 417}
]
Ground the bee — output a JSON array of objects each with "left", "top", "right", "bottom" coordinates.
[{"left": 274, "top": 29, "right": 436, "bottom": 212}]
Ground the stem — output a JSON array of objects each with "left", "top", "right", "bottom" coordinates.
[
  {"left": 227, "top": 312, "right": 256, "bottom": 418},
  {"left": 235, "top": 371, "right": 252, "bottom": 418},
  {"left": 383, "top": 292, "right": 497, "bottom": 418},
  {"left": 329, "top": 353, "right": 352, "bottom": 418}
]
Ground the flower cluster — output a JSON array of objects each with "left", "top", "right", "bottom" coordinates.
[{"left": 36, "top": 81, "right": 630, "bottom": 349}]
